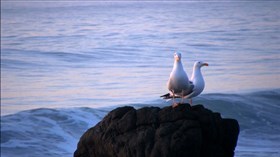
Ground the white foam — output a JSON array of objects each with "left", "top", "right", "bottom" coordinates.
[{"left": 1, "top": 107, "right": 110, "bottom": 157}]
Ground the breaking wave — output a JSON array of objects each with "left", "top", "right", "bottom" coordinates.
[{"left": 1, "top": 89, "right": 280, "bottom": 157}]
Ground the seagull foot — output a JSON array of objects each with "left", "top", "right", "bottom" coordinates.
[{"left": 172, "top": 103, "right": 179, "bottom": 108}]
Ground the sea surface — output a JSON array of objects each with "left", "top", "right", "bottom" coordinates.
[{"left": 1, "top": 1, "right": 280, "bottom": 157}]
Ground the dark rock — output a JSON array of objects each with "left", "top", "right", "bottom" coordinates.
[{"left": 74, "top": 104, "right": 239, "bottom": 157}]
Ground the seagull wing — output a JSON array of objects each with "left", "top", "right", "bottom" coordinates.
[
  {"left": 160, "top": 81, "right": 195, "bottom": 99},
  {"left": 183, "top": 81, "right": 195, "bottom": 96}
]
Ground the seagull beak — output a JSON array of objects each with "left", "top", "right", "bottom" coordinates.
[
  {"left": 203, "top": 63, "right": 209, "bottom": 66},
  {"left": 174, "top": 55, "right": 180, "bottom": 61}
]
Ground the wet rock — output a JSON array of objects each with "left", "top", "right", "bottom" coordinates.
[{"left": 74, "top": 103, "right": 239, "bottom": 157}]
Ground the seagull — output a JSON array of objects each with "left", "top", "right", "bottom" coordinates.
[
  {"left": 165, "top": 52, "right": 193, "bottom": 107},
  {"left": 161, "top": 61, "right": 208, "bottom": 105}
]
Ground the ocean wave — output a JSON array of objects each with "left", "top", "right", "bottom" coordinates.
[
  {"left": 1, "top": 89, "right": 280, "bottom": 157},
  {"left": 1, "top": 107, "right": 109, "bottom": 157}
]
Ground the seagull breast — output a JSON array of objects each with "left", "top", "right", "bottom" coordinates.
[{"left": 167, "top": 52, "right": 191, "bottom": 94}]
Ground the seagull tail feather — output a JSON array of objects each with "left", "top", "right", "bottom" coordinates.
[
  {"left": 160, "top": 93, "right": 181, "bottom": 99},
  {"left": 160, "top": 93, "right": 171, "bottom": 98}
]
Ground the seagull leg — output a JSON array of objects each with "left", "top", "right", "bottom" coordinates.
[
  {"left": 189, "top": 99, "right": 192, "bottom": 105},
  {"left": 171, "top": 90, "right": 178, "bottom": 108},
  {"left": 180, "top": 90, "right": 184, "bottom": 104},
  {"left": 172, "top": 91, "right": 175, "bottom": 103}
]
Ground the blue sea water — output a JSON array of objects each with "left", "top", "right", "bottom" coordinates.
[{"left": 1, "top": 1, "right": 280, "bottom": 157}]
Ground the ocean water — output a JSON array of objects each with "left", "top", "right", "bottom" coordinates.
[{"left": 1, "top": 1, "right": 280, "bottom": 157}]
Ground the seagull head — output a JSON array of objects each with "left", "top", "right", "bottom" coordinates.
[
  {"left": 174, "top": 52, "right": 182, "bottom": 61},
  {"left": 194, "top": 61, "right": 209, "bottom": 68}
]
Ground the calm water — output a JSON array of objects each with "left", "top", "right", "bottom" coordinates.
[{"left": 1, "top": 1, "right": 280, "bottom": 157}]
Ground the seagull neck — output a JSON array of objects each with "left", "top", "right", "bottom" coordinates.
[
  {"left": 191, "top": 67, "right": 202, "bottom": 80},
  {"left": 173, "top": 60, "right": 184, "bottom": 70}
]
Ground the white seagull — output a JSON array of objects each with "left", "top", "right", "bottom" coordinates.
[
  {"left": 161, "top": 61, "right": 208, "bottom": 105},
  {"left": 165, "top": 52, "right": 193, "bottom": 107}
]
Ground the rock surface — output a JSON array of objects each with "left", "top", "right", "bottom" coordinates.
[{"left": 74, "top": 104, "right": 239, "bottom": 157}]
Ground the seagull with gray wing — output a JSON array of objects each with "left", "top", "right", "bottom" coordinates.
[
  {"left": 161, "top": 60, "right": 208, "bottom": 105},
  {"left": 165, "top": 52, "right": 193, "bottom": 107}
]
